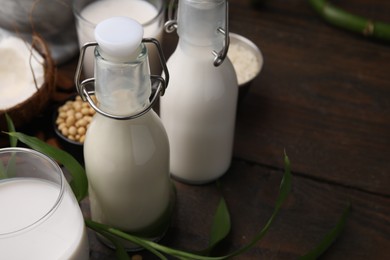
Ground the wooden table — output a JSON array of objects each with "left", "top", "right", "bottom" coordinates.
[{"left": 2, "top": 0, "right": 389, "bottom": 259}]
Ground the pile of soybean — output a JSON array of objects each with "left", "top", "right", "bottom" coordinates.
[{"left": 55, "top": 96, "right": 96, "bottom": 143}]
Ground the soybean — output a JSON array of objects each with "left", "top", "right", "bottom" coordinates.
[{"left": 56, "top": 95, "right": 96, "bottom": 143}]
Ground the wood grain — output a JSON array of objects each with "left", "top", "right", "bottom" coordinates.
[
  {"left": 1, "top": 0, "right": 389, "bottom": 259},
  {"left": 228, "top": 0, "right": 390, "bottom": 196}
]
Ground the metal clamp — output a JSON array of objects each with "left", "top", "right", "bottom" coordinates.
[
  {"left": 74, "top": 38, "right": 169, "bottom": 120},
  {"left": 164, "top": 0, "right": 178, "bottom": 33},
  {"left": 212, "top": 1, "right": 230, "bottom": 67},
  {"left": 164, "top": 0, "right": 230, "bottom": 67}
]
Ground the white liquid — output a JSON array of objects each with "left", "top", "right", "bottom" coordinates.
[
  {"left": 160, "top": 43, "right": 238, "bottom": 184},
  {"left": 0, "top": 178, "right": 89, "bottom": 260},
  {"left": 76, "top": 0, "right": 163, "bottom": 77},
  {"left": 84, "top": 108, "right": 172, "bottom": 243}
]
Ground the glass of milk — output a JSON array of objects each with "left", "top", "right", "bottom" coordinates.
[
  {"left": 73, "top": 0, "right": 165, "bottom": 78},
  {"left": 0, "top": 147, "right": 89, "bottom": 259}
]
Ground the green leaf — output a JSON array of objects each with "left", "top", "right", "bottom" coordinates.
[
  {"left": 208, "top": 197, "right": 231, "bottom": 248},
  {"left": 5, "top": 113, "right": 17, "bottom": 147},
  {"left": 308, "top": 0, "right": 390, "bottom": 41},
  {"left": 277, "top": 151, "right": 292, "bottom": 208},
  {"left": 86, "top": 219, "right": 224, "bottom": 260},
  {"left": 85, "top": 153, "right": 293, "bottom": 260},
  {"left": 206, "top": 184, "right": 231, "bottom": 255},
  {"left": 88, "top": 153, "right": 347, "bottom": 259},
  {"left": 223, "top": 152, "right": 293, "bottom": 258},
  {"left": 0, "top": 114, "right": 17, "bottom": 179},
  {"left": 299, "top": 202, "right": 351, "bottom": 260},
  {"left": 114, "top": 243, "right": 131, "bottom": 260},
  {"left": 2, "top": 151, "right": 17, "bottom": 179},
  {"left": 85, "top": 220, "right": 168, "bottom": 260},
  {"left": 5, "top": 132, "right": 88, "bottom": 202},
  {"left": 0, "top": 159, "right": 7, "bottom": 179},
  {"left": 93, "top": 227, "right": 131, "bottom": 260}
]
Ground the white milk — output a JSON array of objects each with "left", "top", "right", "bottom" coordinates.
[
  {"left": 84, "top": 109, "right": 172, "bottom": 243},
  {"left": 84, "top": 18, "right": 173, "bottom": 249},
  {"left": 159, "top": 0, "right": 237, "bottom": 184},
  {"left": 160, "top": 43, "right": 238, "bottom": 184},
  {"left": 76, "top": 0, "right": 163, "bottom": 77},
  {"left": 0, "top": 178, "right": 89, "bottom": 259}
]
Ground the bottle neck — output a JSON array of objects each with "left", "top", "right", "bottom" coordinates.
[
  {"left": 94, "top": 43, "right": 152, "bottom": 117},
  {"left": 177, "top": 0, "right": 225, "bottom": 48}
]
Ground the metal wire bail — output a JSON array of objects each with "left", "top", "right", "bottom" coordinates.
[
  {"left": 164, "top": 0, "right": 178, "bottom": 33},
  {"left": 165, "top": 0, "right": 230, "bottom": 67},
  {"left": 212, "top": 1, "right": 230, "bottom": 67},
  {"left": 74, "top": 38, "right": 169, "bottom": 120}
]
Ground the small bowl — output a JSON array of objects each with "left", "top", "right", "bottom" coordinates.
[
  {"left": 53, "top": 112, "right": 84, "bottom": 164},
  {"left": 228, "top": 32, "right": 264, "bottom": 102},
  {"left": 53, "top": 94, "right": 96, "bottom": 163}
]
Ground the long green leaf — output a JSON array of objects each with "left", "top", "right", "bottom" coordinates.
[
  {"left": 208, "top": 196, "right": 231, "bottom": 250},
  {"left": 113, "top": 240, "right": 131, "bottom": 260},
  {"left": 205, "top": 182, "right": 231, "bottom": 255},
  {"left": 86, "top": 219, "right": 221, "bottom": 260},
  {"left": 223, "top": 152, "right": 292, "bottom": 258},
  {"left": 5, "top": 113, "right": 17, "bottom": 147},
  {"left": 308, "top": 0, "right": 390, "bottom": 41},
  {"left": 2, "top": 151, "right": 17, "bottom": 179},
  {"left": 299, "top": 202, "right": 351, "bottom": 260},
  {"left": 85, "top": 154, "right": 293, "bottom": 260},
  {"left": 90, "top": 226, "right": 131, "bottom": 260},
  {"left": 0, "top": 114, "right": 17, "bottom": 179},
  {"left": 0, "top": 159, "right": 6, "bottom": 179},
  {"left": 86, "top": 220, "right": 168, "bottom": 260},
  {"left": 1, "top": 117, "right": 350, "bottom": 259},
  {"left": 5, "top": 132, "right": 88, "bottom": 201}
]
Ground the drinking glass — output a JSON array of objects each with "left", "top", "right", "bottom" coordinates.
[
  {"left": 0, "top": 147, "right": 89, "bottom": 259},
  {"left": 0, "top": 0, "right": 78, "bottom": 64},
  {"left": 73, "top": 0, "right": 165, "bottom": 78}
]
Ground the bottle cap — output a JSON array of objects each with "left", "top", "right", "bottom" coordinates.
[{"left": 94, "top": 16, "right": 144, "bottom": 59}]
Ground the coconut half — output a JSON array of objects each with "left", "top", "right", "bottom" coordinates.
[{"left": 0, "top": 33, "right": 55, "bottom": 129}]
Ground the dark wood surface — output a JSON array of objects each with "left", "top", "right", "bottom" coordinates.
[{"left": 1, "top": 0, "right": 389, "bottom": 259}]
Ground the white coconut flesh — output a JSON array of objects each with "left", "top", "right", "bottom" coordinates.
[{"left": 0, "top": 36, "right": 45, "bottom": 110}]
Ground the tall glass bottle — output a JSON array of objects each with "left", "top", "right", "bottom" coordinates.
[
  {"left": 160, "top": 0, "right": 238, "bottom": 184},
  {"left": 75, "top": 17, "right": 174, "bottom": 250}
]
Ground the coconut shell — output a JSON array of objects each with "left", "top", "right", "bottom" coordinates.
[{"left": 0, "top": 34, "right": 56, "bottom": 130}]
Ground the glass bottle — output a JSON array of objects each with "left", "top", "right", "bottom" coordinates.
[
  {"left": 160, "top": 0, "right": 238, "bottom": 184},
  {"left": 75, "top": 17, "right": 174, "bottom": 250}
]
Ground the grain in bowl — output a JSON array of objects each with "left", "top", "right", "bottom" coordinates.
[{"left": 228, "top": 32, "right": 263, "bottom": 102}]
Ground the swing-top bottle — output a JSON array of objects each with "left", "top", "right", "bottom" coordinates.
[
  {"left": 160, "top": 0, "right": 238, "bottom": 184},
  {"left": 75, "top": 17, "right": 174, "bottom": 250}
]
